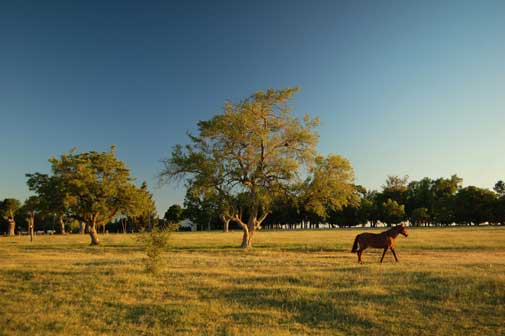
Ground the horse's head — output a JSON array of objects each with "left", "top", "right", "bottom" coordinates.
[{"left": 398, "top": 224, "right": 409, "bottom": 237}]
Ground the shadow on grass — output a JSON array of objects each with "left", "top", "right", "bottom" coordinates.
[
  {"left": 231, "top": 274, "right": 309, "bottom": 286},
  {"left": 103, "top": 301, "right": 186, "bottom": 329},
  {"left": 0, "top": 262, "right": 133, "bottom": 283},
  {"left": 220, "top": 286, "right": 376, "bottom": 331},
  {"left": 1, "top": 269, "right": 36, "bottom": 281},
  {"left": 200, "top": 267, "right": 505, "bottom": 332},
  {"left": 168, "top": 245, "right": 240, "bottom": 253},
  {"left": 74, "top": 259, "right": 137, "bottom": 267},
  {"left": 20, "top": 244, "right": 144, "bottom": 255},
  {"left": 384, "top": 271, "right": 505, "bottom": 306}
]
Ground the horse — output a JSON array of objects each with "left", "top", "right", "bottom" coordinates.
[{"left": 351, "top": 224, "right": 409, "bottom": 263}]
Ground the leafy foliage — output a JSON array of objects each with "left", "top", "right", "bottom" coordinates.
[
  {"left": 161, "top": 87, "right": 357, "bottom": 247},
  {"left": 136, "top": 226, "right": 176, "bottom": 274},
  {"left": 494, "top": 180, "right": 505, "bottom": 197},
  {"left": 410, "top": 207, "right": 430, "bottom": 226},
  {"left": 454, "top": 186, "right": 497, "bottom": 225},
  {"left": 380, "top": 199, "right": 405, "bottom": 226},
  {"left": 0, "top": 198, "right": 21, "bottom": 220},
  {"left": 0, "top": 198, "right": 21, "bottom": 235},
  {"left": 28, "top": 146, "right": 153, "bottom": 244},
  {"left": 300, "top": 154, "right": 357, "bottom": 220},
  {"left": 164, "top": 204, "right": 183, "bottom": 223}
]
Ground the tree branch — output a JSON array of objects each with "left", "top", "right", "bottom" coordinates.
[{"left": 232, "top": 214, "right": 247, "bottom": 230}]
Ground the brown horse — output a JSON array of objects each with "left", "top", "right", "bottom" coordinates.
[{"left": 351, "top": 224, "right": 409, "bottom": 263}]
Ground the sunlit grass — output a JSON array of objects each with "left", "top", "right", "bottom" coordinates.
[{"left": 1, "top": 227, "right": 504, "bottom": 335}]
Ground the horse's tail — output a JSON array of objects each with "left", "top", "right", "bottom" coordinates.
[{"left": 351, "top": 235, "right": 360, "bottom": 253}]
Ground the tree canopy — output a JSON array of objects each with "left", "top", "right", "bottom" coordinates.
[
  {"left": 28, "top": 146, "right": 153, "bottom": 245},
  {"left": 26, "top": 173, "right": 70, "bottom": 234},
  {"left": 161, "top": 87, "right": 356, "bottom": 247},
  {"left": 0, "top": 198, "right": 21, "bottom": 236},
  {"left": 300, "top": 154, "right": 357, "bottom": 220},
  {"left": 164, "top": 204, "right": 184, "bottom": 224}
]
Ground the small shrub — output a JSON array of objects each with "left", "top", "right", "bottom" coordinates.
[{"left": 137, "top": 225, "right": 176, "bottom": 274}]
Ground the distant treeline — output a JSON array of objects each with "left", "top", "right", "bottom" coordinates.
[
  {"left": 0, "top": 209, "right": 162, "bottom": 235},
  {"left": 2, "top": 88, "right": 504, "bottom": 238},
  {"left": 164, "top": 175, "right": 505, "bottom": 231},
  {"left": 2, "top": 175, "right": 504, "bottom": 235}
]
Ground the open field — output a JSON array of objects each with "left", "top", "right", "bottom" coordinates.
[{"left": 1, "top": 227, "right": 504, "bottom": 335}]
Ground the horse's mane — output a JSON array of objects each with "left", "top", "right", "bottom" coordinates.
[{"left": 383, "top": 225, "right": 402, "bottom": 236}]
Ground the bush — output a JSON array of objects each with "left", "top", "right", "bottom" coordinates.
[{"left": 136, "top": 225, "right": 176, "bottom": 274}]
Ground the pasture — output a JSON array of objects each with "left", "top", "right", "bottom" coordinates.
[{"left": 0, "top": 227, "right": 504, "bottom": 335}]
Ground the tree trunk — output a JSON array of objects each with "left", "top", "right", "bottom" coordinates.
[
  {"left": 27, "top": 215, "right": 34, "bottom": 242},
  {"left": 122, "top": 218, "right": 127, "bottom": 234},
  {"left": 88, "top": 222, "right": 100, "bottom": 245},
  {"left": 241, "top": 209, "right": 258, "bottom": 248},
  {"left": 234, "top": 207, "right": 268, "bottom": 248},
  {"left": 59, "top": 216, "right": 66, "bottom": 235},
  {"left": 240, "top": 227, "right": 250, "bottom": 248},
  {"left": 79, "top": 221, "right": 85, "bottom": 234},
  {"left": 221, "top": 215, "right": 231, "bottom": 233},
  {"left": 30, "top": 217, "right": 34, "bottom": 242},
  {"left": 8, "top": 218, "right": 15, "bottom": 236},
  {"left": 240, "top": 226, "right": 255, "bottom": 248}
]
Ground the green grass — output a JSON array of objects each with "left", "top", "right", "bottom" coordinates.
[{"left": 1, "top": 227, "right": 504, "bottom": 335}]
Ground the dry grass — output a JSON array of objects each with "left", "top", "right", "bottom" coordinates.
[{"left": 1, "top": 227, "right": 504, "bottom": 335}]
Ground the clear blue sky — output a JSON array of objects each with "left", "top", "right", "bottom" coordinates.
[{"left": 1, "top": 0, "right": 504, "bottom": 214}]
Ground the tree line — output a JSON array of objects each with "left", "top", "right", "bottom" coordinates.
[
  {"left": 159, "top": 87, "right": 505, "bottom": 247},
  {"left": 1, "top": 147, "right": 157, "bottom": 245},
  {"left": 167, "top": 174, "right": 505, "bottom": 232},
  {"left": 1, "top": 87, "right": 504, "bottom": 248}
]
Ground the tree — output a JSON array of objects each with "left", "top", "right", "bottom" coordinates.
[
  {"left": 432, "top": 175, "right": 462, "bottom": 197},
  {"left": 494, "top": 196, "right": 505, "bottom": 225},
  {"left": 454, "top": 186, "right": 496, "bottom": 225},
  {"left": 0, "top": 198, "right": 21, "bottom": 236},
  {"left": 358, "top": 189, "right": 380, "bottom": 227},
  {"left": 164, "top": 204, "right": 184, "bottom": 224},
  {"left": 410, "top": 207, "right": 430, "bottom": 226},
  {"left": 381, "top": 175, "right": 409, "bottom": 204},
  {"left": 183, "top": 187, "right": 220, "bottom": 231},
  {"left": 492, "top": 181, "right": 505, "bottom": 225},
  {"left": 380, "top": 199, "right": 405, "bottom": 226},
  {"left": 405, "top": 178, "right": 434, "bottom": 220},
  {"left": 21, "top": 196, "right": 40, "bottom": 241},
  {"left": 265, "top": 194, "right": 299, "bottom": 229},
  {"left": 180, "top": 185, "right": 239, "bottom": 232},
  {"left": 34, "top": 146, "right": 152, "bottom": 245},
  {"left": 161, "top": 87, "right": 346, "bottom": 248},
  {"left": 430, "top": 175, "right": 462, "bottom": 225},
  {"left": 128, "top": 181, "right": 157, "bottom": 232},
  {"left": 26, "top": 173, "right": 69, "bottom": 234},
  {"left": 300, "top": 154, "right": 357, "bottom": 223},
  {"left": 374, "top": 175, "right": 409, "bottom": 225},
  {"left": 494, "top": 180, "right": 505, "bottom": 197}
]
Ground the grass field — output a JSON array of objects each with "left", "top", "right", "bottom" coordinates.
[{"left": 1, "top": 227, "right": 504, "bottom": 335}]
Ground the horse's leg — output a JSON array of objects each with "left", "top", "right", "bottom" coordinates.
[
  {"left": 391, "top": 248, "right": 399, "bottom": 262},
  {"left": 380, "top": 247, "right": 388, "bottom": 263},
  {"left": 357, "top": 250, "right": 363, "bottom": 264}
]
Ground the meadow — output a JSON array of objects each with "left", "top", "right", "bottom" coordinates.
[{"left": 0, "top": 227, "right": 504, "bottom": 335}]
